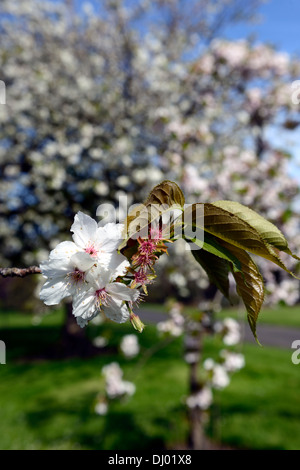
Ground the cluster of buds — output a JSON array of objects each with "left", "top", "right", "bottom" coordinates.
[{"left": 130, "top": 228, "right": 170, "bottom": 294}]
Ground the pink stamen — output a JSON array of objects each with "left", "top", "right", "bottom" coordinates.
[
  {"left": 70, "top": 269, "right": 85, "bottom": 284},
  {"left": 134, "top": 269, "right": 148, "bottom": 285},
  {"left": 95, "top": 288, "right": 109, "bottom": 307},
  {"left": 139, "top": 240, "right": 156, "bottom": 255},
  {"left": 149, "top": 227, "right": 163, "bottom": 241},
  {"left": 85, "top": 244, "right": 98, "bottom": 257},
  {"left": 136, "top": 252, "right": 155, "bottom": 268}
]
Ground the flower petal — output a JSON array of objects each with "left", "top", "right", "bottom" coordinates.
[
  {"left": 106, "top": 282, "right": 140, "bottom": 303},
  {"left": 72, "top": 288, "right": 98, "bottom": 322},
  {"left": 71, "top": 211, "right": 98, "bottom": 249},
  {"left": 95, "top": 223, "right": 124, "bottom": 252},
  {"left": 40, "top": 258, "right": 72, "bottom": 279},
  {"left": 85, "top": 263, "right": 110, "bottom": 289},
  {"left": 85, "top": 253, "right": 130, "bottom": 288},
  {"left": 40, "top": 277, "right": 71, "bottom": 305},
  {"left": 70, "top": 252, "right": 96, "bottom": 271},
  {"left": 49, "top": 241, "right": 80, "bottom": 260},
  {"left": 103, "top": 297, "right": 130, "bottom": 324},
  {"left": 105, "top": 253, "right": 130, "bottom": 281}
]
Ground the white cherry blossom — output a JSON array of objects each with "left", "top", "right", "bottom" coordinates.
[
  {"left": 39, "top": 251, "right": 95, "bottom": 306},
  {"left": 72, "top": 255, "right": 140, "bottom": 327},
  {"left": 71, "top": 212, "right": 124, "bottom": 259}
]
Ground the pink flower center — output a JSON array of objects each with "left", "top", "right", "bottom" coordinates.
[
  {"left": 85, "top": 244, "right": 98, "bottom": 257},
  {"left": 70, "top": 269, "right": 85, "bottom": 284},
  {"left": 95, "top": 288, "right": 109, "bottom": 308}
]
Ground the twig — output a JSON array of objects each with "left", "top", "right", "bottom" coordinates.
[{"left": 0, "top": 266, "right": 42, "bottom": 277}]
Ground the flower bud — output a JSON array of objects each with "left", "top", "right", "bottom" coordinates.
[{"left": 130, "top": 312, "right": 145, "bottom": 333}]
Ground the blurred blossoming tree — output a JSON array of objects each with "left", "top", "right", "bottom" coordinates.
[
  {"left": 1, "top": 0, "right": 299, "bottom": 308},
  {"left": 1, "top": 0, "right": 300, "bottom": 450}
]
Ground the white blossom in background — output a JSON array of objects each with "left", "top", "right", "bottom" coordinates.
[
  {"left": 92, "top": 336, "right": 108, "bottom": 348},
  {"left": 214, "top": 318, "right": 242, "bottom": 346},
  {"left": 203, "top": 358, "right": 215, "bottom": 371},
  {"left": 94, "top": 401, "right": 108, "bottom": 416},
  {"left": 220, "top": 350, "right": 245, "bottom": 372},
  {"left": 157, "top": 302, "right": 185, "bottom": 337},
  {"left": 157, "top": 316, "right": 184, "bottom": 337},
  {"left": 186, "top": 387, "right": 213, "bottom": 410},
  {"left": 204, "top": 357, "right": 231, "bottom": 389},
  {"left": 184, "top": 352, "right": 200, "bottom": 364},
  {"left": 211, "top": 364, "right": 230, "bottom": 390},
  {"left": 102, "top": 362, "right": 136, "bottom": 400},
  {"left": 120, "top": 335, "right": 140, "bottom": 359}
]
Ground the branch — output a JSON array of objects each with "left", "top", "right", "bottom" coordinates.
[{"left": 0, "top": 266, "right": 42, "bottom": 277}]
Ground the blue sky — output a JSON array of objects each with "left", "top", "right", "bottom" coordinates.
[
  {"left": 225, "top": 0, "right": 300, "bottom": 182},
  {"left": 74, "top": 0, "right": 300, "bottom": 182},
  {"left": 225, "top": 0, "right": 300, "bottom": 56}
]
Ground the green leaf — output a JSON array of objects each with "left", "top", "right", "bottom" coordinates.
[
  {"left": 212, "top": 200, "right": 300, "bottom": 264},
  {"left": 183, "top": 203, "right": 299, "bottom": 278},
  {"left": 212, "top": 200, "right": 287, "bottom": 251},
  {"left": 191, "top": 248, "right": 231, "bottom": 299},
  {"left": 184, "top": 231, "right": 241, "bottom": 273},
  {"left": 222, "top": 241, "right": 265, "bottom": 344}
]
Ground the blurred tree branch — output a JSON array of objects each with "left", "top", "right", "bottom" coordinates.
[{"left": 0, "top": 267, "right": 41, "bottom": 277}]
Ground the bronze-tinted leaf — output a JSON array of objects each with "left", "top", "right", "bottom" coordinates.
[
  {"left": 183, "top": 203, "right": 299, "bottom": 277},
  {"left": 191, "top": 248, "right": 231, "bottom": 299},
  {"left": 185, "top": 231, "right": 241, "bottom": 273},
  {"left": 120, "top": 181, "right": 185, "bottom": 249},
  {"left": 222, "top": 241, "right": 264, "bottom": 343}
]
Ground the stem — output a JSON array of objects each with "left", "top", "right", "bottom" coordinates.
[{"left": 0, "top": 266, "right": 41, "bottom": 277}]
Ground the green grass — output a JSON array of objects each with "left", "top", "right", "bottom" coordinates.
[
  {"left": 204, "top": 340, "right": 300, "bottom": 450},
  {"left": 1, "top": 308, "right": 300, "bottom": 449},
  {"left": 140, "top": 303, "right": 300, "bottom": 329},
  {"left": 216, "top": 304, "right": 300, "bottom": 329}
]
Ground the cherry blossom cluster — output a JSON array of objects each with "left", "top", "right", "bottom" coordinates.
[
  {"left": 120, "top": 334, "right": 140, "bottom": 359},
  {"left": 95, "top": 362, "right": 136, "bottom": 416},
  {"left": 95, "top": 334, "right": 140, "bottom": 416},
  {"left": 39, "top": 211, "right": 141, "bottom": 328},
  {"left": 214, "top": 318, "right": 242, "bottom": 346},
  {"left": 185, "top": 314, "right": 245, "bottom": 411},
  {"left": 186, "top": 350, "right": 245, "bottom": 411}
]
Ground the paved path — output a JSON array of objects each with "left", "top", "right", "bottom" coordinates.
[{"left": 139, "top": 308, "right": 300, "bottom": 349}]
